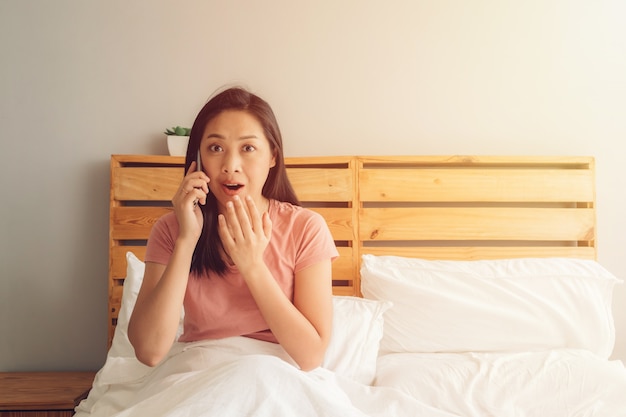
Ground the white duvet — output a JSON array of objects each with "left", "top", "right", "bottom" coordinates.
[
  {"left": 75, "top": 338, "right": 626, "bottom": 417},
  {"left": 74, "top": 337, "right": 461, "bottom": 417},
  {"left": 375, "top": 349, "right": 626, "bottom": 417}
]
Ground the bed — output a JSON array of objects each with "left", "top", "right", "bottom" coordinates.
[{"left": 75, "top": 154, "right": 626, "bottom": 417}]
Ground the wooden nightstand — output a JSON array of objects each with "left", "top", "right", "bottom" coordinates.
[{"left": 0, "top": 372, "right": 96, "bottom": 417}]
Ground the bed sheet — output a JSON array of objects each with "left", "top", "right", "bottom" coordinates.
[
  {"left": 374, "top": 349, "right": 626, "bottom": 417},
  {"left": 74, "top": 337, "right": 462, "bottom": 417}
]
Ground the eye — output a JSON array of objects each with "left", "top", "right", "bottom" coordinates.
[
  {"left": 242, "top": 144, "right": 256, "bottom": 152},
  {"left": 208, "top": 144, "right": 223, "bottom": 152}
]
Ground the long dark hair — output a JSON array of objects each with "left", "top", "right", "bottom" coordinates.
[{"left": 184, "top": 87, "right": 300, "bottom": 276}]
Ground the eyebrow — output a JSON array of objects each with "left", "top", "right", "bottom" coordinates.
[{"left": 205, "top": 134, "right": 260, "bottom": 140}]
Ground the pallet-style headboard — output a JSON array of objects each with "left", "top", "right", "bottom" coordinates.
[{"left": 108, "top": 154, "right": 596, "bottom": 346}]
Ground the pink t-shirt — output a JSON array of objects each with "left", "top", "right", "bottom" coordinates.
[{"left": 144, "top": 199, "right": 339, "bottom": 344}]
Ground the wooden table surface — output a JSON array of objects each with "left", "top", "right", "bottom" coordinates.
[{"left": 0, "top": 372, "right": 96, "bottom": 411}]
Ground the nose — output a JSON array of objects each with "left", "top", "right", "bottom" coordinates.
[{"left": 221, "top": 151, "right": 241, "bottom": 173}]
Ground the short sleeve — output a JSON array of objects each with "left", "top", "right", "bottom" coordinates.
[
  {"left": 144, "top": 212, "right": 178, "bottom": 265},
  {"left": 293, "top": 209, "right": 339, "bottom": 273}
]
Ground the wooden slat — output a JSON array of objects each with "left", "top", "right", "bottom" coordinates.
[
  {"left": 360, "top": 207, "right": 595, "bottom": 241},
  {"left": 111, "top": 207, "right": 173, "bottom": 240},
  {"left": 359, "top": 168, "right": 594, "bottom": 202},
  {"left": 113, "top": 163, "right": 355, "bottom": 202},
  {"left": 358, "top": 155, "right": 594, "bottom": 167},
  {"left": 112, "top": 154, "right": 185, "bottom": 165},
  {"left": 113, "top": 167, "right": 182, "bottom": 201},
  {"left": 307, "top": 207, "right": 354, "bottom": 241},
  {"left": 112, "top": 249, "right": 355, "bottom": 285},
  {"left": 110, "top": 246, "right": 147, "bottom": 279},
  {"left": 332, "top": 287, "right": 356, "bottom": 296},
  {"left": 109, "top": 250, "right": 358, "bottom": 320},
  {"left": 332, "top": 247, "right": 354, "bottom": 279},
  {"left": 285, "top": 156, "right": 354, "bottom": 166},
  {"left": 111, "top": 239, "right": 353, "bottom": 280},
  {"left": 113, "top": 247, "right": 355, "bottom": 282},
  {"left": 287, "top": 168, "right": 353, "bottom": 201},
  {"left": 110, "top": 285, "right": 123, "bottom": 320},
  {"left": 108, "top": 246, "right": 357, "bottom": 323},
  {"left": 361, "top": 246, "right": 597, "bottom": 260}
]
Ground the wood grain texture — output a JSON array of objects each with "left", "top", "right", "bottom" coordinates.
[
  {"left": 287, "top": 168, "right": 354, "bottom": 201},
  {"left": 112, "top": 167, "right": 182, "bottom": 201},
  {"left": 359, "top": 168, "right": 594, "bottom": 202},
  {"left": 359, "top": 207, "right": 595, "bottom": 241},
  {"left": 0, "top": 372, "right": 96, "bottom": 414}
]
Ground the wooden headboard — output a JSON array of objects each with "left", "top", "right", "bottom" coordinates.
[{"left": 108, "top": 154, "right": 596, "bottom": 346}]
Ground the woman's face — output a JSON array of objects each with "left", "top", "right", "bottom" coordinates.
[{"left": 199, "top": 110, "right": 276, "bottom": 213}]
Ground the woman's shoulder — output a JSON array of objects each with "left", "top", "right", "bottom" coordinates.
[
  {"left": 156, "top": 211, "right": 178, "bottom": 226},
  {"left": 271, "top": 199, "right": 319, "bottom": 219},
  {"left": 152, "top": 211, "right": 179, "bottom": 235},
  {"left": 145, "top": 212, "right": 179, "bottom": 261},
  {"left": 270, "top": 200, "right": 327, "bottom": 229}
]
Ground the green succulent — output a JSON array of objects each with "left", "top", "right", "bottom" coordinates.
[{"left": 164, "top": 126, "right": 191, "bottom": 136}]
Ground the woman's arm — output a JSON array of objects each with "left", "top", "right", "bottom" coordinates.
[
  {"left": 218, "top": 195, "right": 333, "bottom": 371},
  {"left": 128, "top": 162, "right": 209, "bottom": 366},
  {"left": 127, "top": 243, "right": 193, "bottom": 366},
  {"left": 247, "top": 260, "right": 333, "bottom": 371}
]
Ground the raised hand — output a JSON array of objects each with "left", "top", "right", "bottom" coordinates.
[
  {"left": 217, "top": 195, "right": 272, "bottom": 274},
  {"left": 172, "top": 161, "right": 210, "bottom": 241}
]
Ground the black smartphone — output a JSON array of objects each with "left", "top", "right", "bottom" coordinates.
[{"left": 193, "top": 150, "right": 203, "bottom": 208}]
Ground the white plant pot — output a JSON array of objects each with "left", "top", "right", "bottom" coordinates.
[{"left": 166, "top": 135, "right": 190, "bottom": 156}]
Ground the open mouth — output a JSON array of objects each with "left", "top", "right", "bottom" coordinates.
[{"left": 225, "top": 183, "right": 243, "bottom": 191}]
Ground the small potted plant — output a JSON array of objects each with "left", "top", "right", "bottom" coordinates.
[{"left": 164, "top": 126, "right": 191, "bottom": 156}]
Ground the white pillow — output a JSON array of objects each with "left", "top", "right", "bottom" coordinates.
[
  {"left": 109, "top": 252, "right": 185, "bottom": 360},
  {"left": 98, "top": 252, "right": 154, "bottom": 386},
  {"left": 108, "top": 252, "right": 389, "bottom": 384},
  {"left": 323, "top": 296, "right": 391, "bottom": 384},
  {"left": 107, "top": 251, "right": 146, "bottom": 358},
  {"left": 361, "top": 255, "right": 622, "bottom": 357}
]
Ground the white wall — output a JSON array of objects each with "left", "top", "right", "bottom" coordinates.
[{"left": 1, "top": 0, "right": 624, "bottom": 371}]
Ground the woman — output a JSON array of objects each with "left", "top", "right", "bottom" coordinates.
[{"left": 128, "top": 87, "right": 338, "bottom": 371}]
